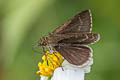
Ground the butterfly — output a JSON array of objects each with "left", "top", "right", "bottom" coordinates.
[{"left": 37, "top": 9, "right": 100, "bottom": 66}]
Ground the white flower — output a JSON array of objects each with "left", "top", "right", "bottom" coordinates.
[
  {"left": 37, "top": 51, "right": 93, "bottom": 80},
  {"left": 40, "top": 76, "right": 48, "bottom": 80},
  {"left": 51, "top": 59, "right": 93, "bottom": 80}
]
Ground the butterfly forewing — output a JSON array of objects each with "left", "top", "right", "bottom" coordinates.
[{"left": 52, "top": 10, "right": 92, "bottom": 34}]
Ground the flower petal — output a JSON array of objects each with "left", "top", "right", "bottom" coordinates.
[
  {"left": 51, "top": 68, "right": 85, "bottom": 80},
  {"left": 51, "top": 59, "right": 93, "bottom": 80},
  {"left": 40, "top": 76, "right": 48, "bottom": 80}
]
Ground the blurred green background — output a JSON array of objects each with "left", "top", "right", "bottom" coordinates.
[{"left": 0, "top": 0, "right": 120, "bottom": 80}]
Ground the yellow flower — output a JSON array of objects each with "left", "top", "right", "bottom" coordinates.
[{"left": 37, "top": 51, "right": 64, "bottom": 77}]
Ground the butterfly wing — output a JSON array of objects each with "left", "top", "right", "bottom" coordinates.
[
  {"left": 78, "top": 33, "right": 100, "bottom": 44},
  {"left": 57, "top": 33, "right": 100, "bottom": 45},
  {"left": 54, "top": 45, "right": 92, "bottom": 66},
  {"left": 52, "top": 9, "right": 92, "bottom": 34},
  {"left": 51, "top": 10, "right": 99, "bottom": 66}
]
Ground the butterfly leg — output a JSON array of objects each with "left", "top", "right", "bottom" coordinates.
[
  {"left": 42, "top": 46, "right": 55, "bottom": 67},
  {"left": 47, "top": 56, "right": 55, "bottom": 67},
  {"left": 53, "top": 52, "right": 61, "bottom": 65},
  {"left": 47, "top": 45, "right": 55, "bottom": 54},
  {"left": 53, "top": 52, "right": 64, "bottom": 71},
  {"left": 42, "top": 46, "right": 48, "bottom": 60}
]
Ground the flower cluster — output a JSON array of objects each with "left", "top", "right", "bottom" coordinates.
[
  {"left": 37, "top": 51, "right": 64, "bottom": 77},
  {"left": 36, "top": 51, "right": 93, "bottom": 80}
]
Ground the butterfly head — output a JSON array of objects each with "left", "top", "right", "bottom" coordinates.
[{"left": 38, "top": 36, "right": 49, "bottom": 46}]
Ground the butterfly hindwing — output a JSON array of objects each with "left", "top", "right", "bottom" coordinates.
[{"left": 54, "top": 45, "right": 92, "bottom": 66}]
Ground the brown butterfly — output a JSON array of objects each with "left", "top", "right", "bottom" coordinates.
[{"left": 37, "top": 9, "right": 100, "bottom": 66}]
